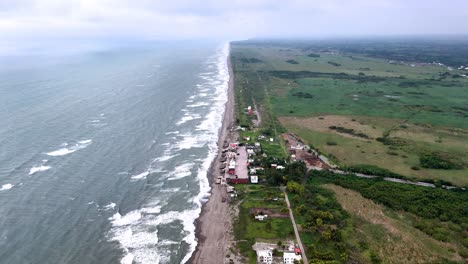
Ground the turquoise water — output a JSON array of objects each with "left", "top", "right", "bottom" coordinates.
[{"left": 0, "top": 42, "right": 229, "bottom": 264}]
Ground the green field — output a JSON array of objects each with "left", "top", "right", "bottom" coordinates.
[{"left": 231, "top": 40, "right": 468, "bottom": 186}]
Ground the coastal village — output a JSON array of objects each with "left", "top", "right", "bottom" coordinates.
[{"left": 212, "top": 103, "right": 335, "bottom": 264}]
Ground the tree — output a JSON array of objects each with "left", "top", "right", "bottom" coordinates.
[
  {"left": 265, "top": 221, "right": 272, "bottom": 231},
  {"left": 266, "top": 168, "right": 283, "bottom": 185},
  {"left": 316, "top": 218, "right": 323, "bottom": 227},
  {"left": 287, "top": 181, "right": 305, "bottom": 195},
  {"left": 285, "top": 161, "right": 307, "bottom": 182}
]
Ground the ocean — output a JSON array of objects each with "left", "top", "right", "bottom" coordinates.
[{"left": 0, "top": 42, "right": 229, "bottom": 264}]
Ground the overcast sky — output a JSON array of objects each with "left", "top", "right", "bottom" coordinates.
[{"left": 1, "top": 0, "right": 468, "bottom": 51}]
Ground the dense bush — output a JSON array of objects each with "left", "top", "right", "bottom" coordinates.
[
  {"left": 344, "top": 164, "right": 406, "bottom": 179},
  {"left": 329, "top": 126, "right": 370, "bottom": 139},
  {"left": 420, "top": 152, "right": 464, "bottom": 170},
  {"left": 310, "top": 170, "right": 468, "bottom": 225}
]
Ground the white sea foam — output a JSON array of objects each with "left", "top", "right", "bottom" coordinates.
[
  {"left": 153, "top": 154, "right": 179, "bottom": 163},
  {"left": 187, "top": 102, "right": 209, "bottom": 108},
  {"left": 29, "top": 165, "right": 51, "bottom": 175},
  {"left": 0, "top": 184, "right": 13, "bottom": 191},
  {"left": 131, "top": 171, "right": 150, "bottom": 181},
  {"left": 46, "top": 139, "right": 92, "bottom": 156},
  {"left": 176, "top": 114, "right": 202, "bottom": 125},
  {"left": 104, "top": 202, "right": 117, "bottom": 210},
  {"left": 109, "top": 206, "right": 162, "bottom": 264},
  {"left": 167, "top": 163, "right": 195, "bottom": 181},
  {"left": 175, "top": 134, "right": 207, "bottom": 150},
  {"left": 109, "top": 42, "right": 230, "bottom": 264},
  {"left": 110, "top": 211, "right": 143, "bottom": 226}
]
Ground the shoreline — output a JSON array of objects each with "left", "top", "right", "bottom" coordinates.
[{"left": 188, "top": 45, "right": 236, "bottom": 264}]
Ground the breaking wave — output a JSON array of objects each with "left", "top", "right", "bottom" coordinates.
[
  {"left": 46, "top": 139, "right": 92, "bottom": 156},
  {"left": 109, "top": 42, "right": 229, "bottom": 263}
]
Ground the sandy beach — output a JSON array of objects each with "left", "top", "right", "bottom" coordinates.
[{"left": 188, "top": 52, "right": 237, "bottom": 264}]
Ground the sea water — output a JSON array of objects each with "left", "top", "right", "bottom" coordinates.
[{"left": 0, "top": 41, "right": 229, "bottom": 264}]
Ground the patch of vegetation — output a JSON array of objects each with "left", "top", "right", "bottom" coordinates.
[
  {"left": 240, "top": 57, "right": 263, "bottom": 63},
  {"left": 329, "top": 126, "right": 370, "bottom": 139},
  {"left": 376, "top": 136, "right": 408, "bottom": 146},
  {"left": 286, "top": 59, "right": 299, "bottom": 64},
  {"left": 328, "top": 61, "right": 341, "bottom": 67},
  {"left": 291, "top": 91, "right": 314, "bottom": 99},
  {"left": 307, "top": 53, "right": 320, "bottom": 58},
  {"left": 344, "top": 164, "right": 406, "bottom": 179},
  {"left": 420, "top": 152, "right": 464, "bottom": 170},
  {"left": 310, "top": 170, "right": 468, "bottom": 247},
  {"left": 233, "top": 185, "right": 294, "bottom": 263},
  {"left": 288, "top": 182, "right": 358, "bottom": 263}
]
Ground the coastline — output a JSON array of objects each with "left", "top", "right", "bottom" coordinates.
[{"left": 188, "top": 46, "right": 236, "bottom": 264}]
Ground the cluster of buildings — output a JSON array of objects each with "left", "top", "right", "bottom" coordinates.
[
  {"left": 219, "top": 139, "right": 264, "bottom": 185},
  {"left": 254, "top": 242, "right": 302, "bottom": 264}
]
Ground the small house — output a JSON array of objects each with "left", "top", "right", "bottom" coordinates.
[
  {"left": 257, "top": 249, "right": 273, "bottom": 264},
  {"left": 250, "top": 175, "right": 258, "bottom": 184},
  {"left": 255, "top": 214, "right": 268, "bottom": 221},
  {"left": 283, "top": 252, "right": 302, "bottom": 264}
]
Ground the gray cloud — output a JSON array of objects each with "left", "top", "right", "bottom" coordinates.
[{"left": 0, "top": 0, "right": 467, "bottom": 50}]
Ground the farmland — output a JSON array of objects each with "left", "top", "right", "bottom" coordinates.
[{"left": 231, "top": 39, "right": 468, "bottom": 186}]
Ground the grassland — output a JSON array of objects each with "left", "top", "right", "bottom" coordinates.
[
  {"left": 324, "top": 184, "right": 461, "bottom": 263},
  {"left": 231, "top": 40, "right": 468, "bottom": 186}
]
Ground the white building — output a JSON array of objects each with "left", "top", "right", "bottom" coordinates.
[
  {"left": 283, "top": 252, "right": 302, "bottom": 264},
  {"left": 254, "top": 214, "right": 268, "bottom": 221},
  {"left": 257, "top": 249, "right": 273, "bottom": 264},
  {"left": 250, "top": 175, "right": 258, "bottom": 184}
]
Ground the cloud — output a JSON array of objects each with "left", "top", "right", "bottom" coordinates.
[{"left": 0, "top": 0, "right": 467, "bottom": 46}]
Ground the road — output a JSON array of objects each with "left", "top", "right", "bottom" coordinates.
[{"left": 281, "top": 187, "right": 309, "bottom": 264}]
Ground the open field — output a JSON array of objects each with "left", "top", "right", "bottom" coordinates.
[
  {"left": 231, "top": 40, "right": 468, "bottom": 186},
  {"left": 279, "top": 115, "right": 468, "bottom": 186},
  {"left": 232, "top": 185, "right": 294, "bottom": 263},
  {"left": 323, "top": 184, "right": 461, "bottom": 263}
]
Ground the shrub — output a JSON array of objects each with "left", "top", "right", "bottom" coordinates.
[{"left": 420, "top": 152, "right": 464, "bottom": 170}]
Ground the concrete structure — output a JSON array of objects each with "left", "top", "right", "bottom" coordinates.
[
  {"left": 250, "top": 175, "right": 258, "bottom": 183},
  {"left": 226, "top": 145, "right": 248, "bottom": 184},
  {"left": 257, "top": 249, "right": 273, "bottom": 264},
  {"left": 283, "top": 252, "right": 302, "bottom": 264}
]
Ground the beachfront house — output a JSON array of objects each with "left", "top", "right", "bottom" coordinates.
[
  {"left": 283, "top": 252, "right": 302, "bottom": 264},
  {"left": 257, "top": 249, "right": 273, "bottom": 264}
]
